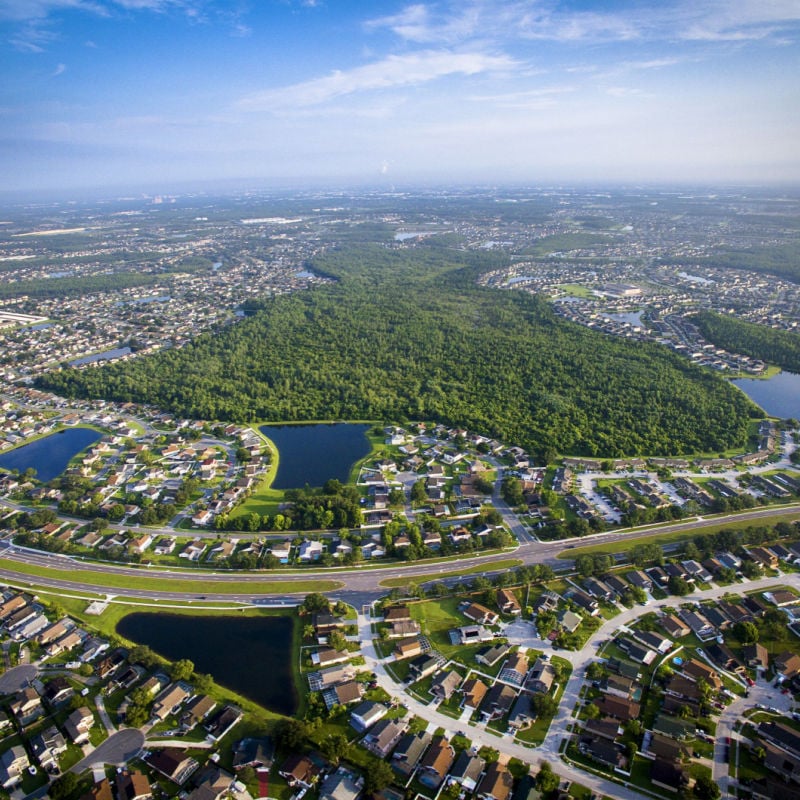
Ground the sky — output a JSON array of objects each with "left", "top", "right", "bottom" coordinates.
[{"left": 1, "top": 0, "right": 799, "bottom": 194}]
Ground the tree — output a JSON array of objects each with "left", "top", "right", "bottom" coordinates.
[
  {"left": 170, "top": 658, "right": 195, "bottom": 681},
  {"left": 501, "top": 477, "right": 524, "bottom": 506},
  {"left": 301, "top": 593, "right": 330, "bottom": 613},
  {"left": 364, "top": 759, "right": 395, "bottom": 794},
  {"left": 410, "top": 479, "right": 427, "bottom": 504},
  {"left": 585, "top": 703, "right": 601, "bottom": 719},
  {"left": 327, "top": 629, "right": 347, "bottom": 652},
  {"left": 535, "top": 761, "right": 559, "bottom": 795},
  {"left": 274, "top": 718, "right": 307, "bottom": 751},
  {"left": 585, "top": 662, "right": 605, "bottom": 681},
  {"left": 668, "top": 575, "right": 690, "bottom": 596},
  {"left": 319, "top": 732, "right": 349, "bottom": 764},
  {"left": 478, "top": 746, "right": 499, "bottom": 763},
  {"left": 741, "top": 560, "right": 762, "bottom": 579},
  {"left": 733, "top": 620, "right": 759, "bottom": 644},
  {"left": 50, "top": 772, "right": 79, "bottom": 800},
  {"left": 693, "top": 772, "right": 721, "bottom": 800},
  {"left": 333, "top": 600, "right": 349, "bottom": 616},
  {"left": 530, "top": 693, "right": 558, "bottom": 717},
  {"left": 237, "top": 766, "right": 256, "bottom": 786},
  {"left": 129, "top": 645, "right": 161, "bottom": 668},
  {"left": 575, "top": 554, "right": 596, "bottom": 577}
]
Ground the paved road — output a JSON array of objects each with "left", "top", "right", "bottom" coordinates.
[
  {"left": 0, "top": 664, "right": 37, "bottom": 694},
  {"left": 363, "top": 571, "right": 800, "bottom": 799},
  {"left": 1, "top": 504, "right": 799, "bottom": 608},
  {"left": 70, "top": 729, "right": 145, "bottom": 774}
]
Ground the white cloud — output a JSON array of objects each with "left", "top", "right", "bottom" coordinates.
[
  {"left": 365, "top": 3, "right": 481, "bottom": 44},
  {"left": 52, "top": 62, "right": 66, "bottom": 75},
  {"left": 366, "top": 0, "right": 800, "bottom": 47},
  {"left": 237, "top": 49, "right": 517, "bottom": 110},
  {"left": 0, "top": 0, "right": 102, "bottom": 22}
]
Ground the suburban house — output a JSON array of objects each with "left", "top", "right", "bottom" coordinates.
[
  {"left": 151, "top": 682, "right": 192, "bottom": 722},
  {"left": 418, "top": 737, "right": 455, "bottom": 789},
  {"left": 279, "top": 755, "right": 320, "bottom": 789},
  {"left": 593, "top": 695, "right": 641, "bottom": 722},
  {"left": 392, "top": 731, "right": 432, "bottom": 777},
  {"left": 660, "top": 615, "right": 690, "bottom": 638},
  {"left": 476, "top": 644, "right": 510, "bottom": 668},
  {"left": 448, "top": 752, "right": 485, "bottom": 793},
  {"left": 462, "top": 603, "right": 499, "bottom": 626},
  {"left": 362, "top": 718, "right": 407, "bottom": 759},
  {"left": 116, "top": 770, "right": 153, "bottom": 800},
  {"left": 479, "top": 684, "right": 516, "bottom": 721},
  {"left": 477, "top": 762, "right": 514, "bottom": 800},
  {"left": 431, "top": 670, "right": 463, "bottom": 701},
  {"left": 64, "top": 706, "right": 95, "bottom": 744},
  {"left": 0, "top": 745, "right": 29, "bottom": 789},
  {"left": 526, "top": 658, "right": 556, "bottom": 693},
  {"left": 318, "top": 768, "right": 362, "bottom": 800},
  {"left": 350, "top": 701, "right": 387, "bottom": 732},
  {"left": 461, "top": 678, "right": 489, "bottom": 711},
  {"left": 496, "top": 589, "right": 521, "bottom": 615},
  {"left": 499, "top": 651, "right": 529, "bottom": 686}
]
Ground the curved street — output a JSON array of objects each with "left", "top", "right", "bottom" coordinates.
[{"left": 1, "top": 503, "right": 799, "bottom": 609}]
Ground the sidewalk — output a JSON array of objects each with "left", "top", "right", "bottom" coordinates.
[{"left": 358, "top": 570, "right": 800, "bottom": 799}]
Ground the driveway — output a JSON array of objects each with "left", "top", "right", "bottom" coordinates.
[{"left": 70, "top": 729, "right": 145, "bottom": 773}]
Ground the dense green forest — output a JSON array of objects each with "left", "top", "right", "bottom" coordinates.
[
  {"left": 0, "top": 258, "right": 212, "bottom": 300},
  {"left": 693, "top": 242, "right": 800, "bottom": 284},
  {"left": 692, "top": 311, "right": 800, "bottom": 373},
  {"left": 38, "top": 243, "right": 760, "bottom": 457}
]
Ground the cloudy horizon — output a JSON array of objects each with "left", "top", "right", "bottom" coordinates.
[{"left": 1, "top": 0, "right": 799, "bottom": 195}]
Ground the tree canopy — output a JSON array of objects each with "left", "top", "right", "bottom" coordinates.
[
  {"left": 692, "top": 310, "right": 800, "bottom": 375},
  {"left": 39, "top": 243, "right": 758, "bottom": 457}
]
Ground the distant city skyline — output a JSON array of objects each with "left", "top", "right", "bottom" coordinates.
[{"left": 1, "top": 0, "right": 799, "bottom": 194}]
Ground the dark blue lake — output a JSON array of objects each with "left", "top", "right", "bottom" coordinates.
[
  {"left": 731, "top": 371, "right": 800, "bottom": 419},
  {"left": 0, "top": 427, "right": 102, "bottom": 482},
  {"left": 261, "top": 423, "right": 371, "bottom": 489},
  {"left": 116, "top": 612, "right": 297, "bottom": 715}
]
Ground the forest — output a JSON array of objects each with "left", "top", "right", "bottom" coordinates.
[
  {"left": 38, "top": 242, "right": 760, "bottom": 458},
  {"left": 692, "top": 311, "right": 800, "bottom": 374},
  {"left": 693, "top": 242, "right": 800, "bottom": 284},
  {"left": 0, "top": 259, "right": 211, "bottom": 300}
]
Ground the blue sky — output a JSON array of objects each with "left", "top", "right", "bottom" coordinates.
[{"left": 1, "top": 0, "right": 799, "bottom": 194}]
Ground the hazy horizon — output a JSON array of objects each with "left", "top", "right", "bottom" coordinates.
[{"left": 2, "top": 0, "right": 799, "bottom": 193}]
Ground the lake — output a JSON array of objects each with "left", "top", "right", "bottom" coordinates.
[
  {"left": 260, "top": 423, "right": 371, "bottom": 489},
  {"left": 732, "top": 371, "right": 800, "bottom": 419},
  {"left": 0, "top": 427, "right": 103, "bottom": 482},
  {"left": 116, "top": 612, "right": 298, "bottom": 715}
]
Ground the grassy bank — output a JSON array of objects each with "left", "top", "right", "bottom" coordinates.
[
  {"left": 378, "top": 558, "right": 523, "bottom": 588},
  {"left": 556, "top": 508, "right": 800, "bottom": 559},
  {"left": 0, "top": 557, "right": 343, "bottom": 595}
]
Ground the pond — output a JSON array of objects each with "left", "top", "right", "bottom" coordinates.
[
  {"left": 116, "top": 612, "right": 298, "bottom": 715},
  {"left": 603, "top": 311, "right": 644, "bottom": 327},
  {"left": 69, "top": 347, "right": 132, "bottom": 367},
  {"left": 260, "top": 423, "right": 371, "bottom": 489},
  {"left": 0, "top": 427, "right": 103, "bottom": 482},
  {"left": 731, "top": 371, "right": 800, "bottom": 419}
]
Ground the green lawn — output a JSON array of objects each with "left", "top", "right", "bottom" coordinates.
[
  {"left": 379, "top": 559, "right": 523, "bottom": 588},
  {"left": 0, "top": 557, "right": 342, "bottom": 595},
  {"left": 557, "top": 508, "right": 800, "bottom": 559}
]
